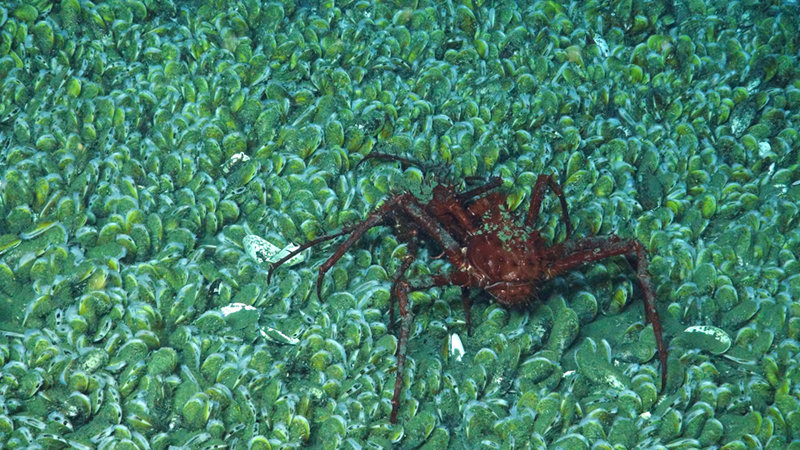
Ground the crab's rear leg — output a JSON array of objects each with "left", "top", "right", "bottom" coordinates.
[{"left": 544, "top": 236, "right": 668, "bottom": 390}]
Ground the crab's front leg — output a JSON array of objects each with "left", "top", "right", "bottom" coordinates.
[
  {"left": 390, "top": 278, "right": 415, "bottom": 424},
  {"left": 388, "top": 227, "right": 419, "bottom": 333},
  {"left": 296, "top": 193, "right": 415, "bottom": 301},
  {"left": 525, "top": 174, "right": 573, "bottom": 240},
  {"left": 389, "top": 270, "right": 474, "bottom": 423},
  {"left": 312, "top": 193, "right": 465, "bottom": 301},
  {"left": 543, "top": 236, "right": 668, "bottom": 390}
]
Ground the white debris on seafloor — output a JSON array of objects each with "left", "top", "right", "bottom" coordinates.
[
  {"left": 680, "top": 324, "right": 732, "bottom": 355},
  {"left": 259, "top": 326, "right": 300, "bottom": 345},
  {"left": 220, "top": 302, "right": 257, "bottom": 316},
  {"left": 244, "top": 234, "right": 305, "bottom": 266},
  {"left": 593, "top": 35, "right": 609, "bottom": 58},
  {"left": 222, "top": 152, "right": 250, "bottom": 174},
  {"left": 449, "top": 332, "right": 465, "bottom": 362},
  {"left": 220, "top": 302, "right": 299, "bottom": 345}
]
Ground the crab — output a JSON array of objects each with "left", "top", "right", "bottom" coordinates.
[{"left": 269, "top": 154, "right": 667, "bottom": 423}]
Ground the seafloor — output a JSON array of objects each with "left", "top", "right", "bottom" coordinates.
[{"left": 1, "top": 0, "right": 799, "bottom": 448}]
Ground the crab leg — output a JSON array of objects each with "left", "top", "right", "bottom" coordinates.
[
  {"left": 544, "top": 236, "right": 667, "bottom": 390},
  {"left": 455, "top": 176, "right": 503, "bottom": 202},
  {"left": 267, "top": 225, "right": 358, "bottom": 283},
  {"left": 389, "top": 228, "right": 419, "bottom": 331},
  {"left": 399, "top": 199, "right": 462, "bottom": 261},
  {"left": 426, "top": 273, "right": 474, "bottom": 334},
  {"left": 390, "top": 270, "right": 471, "bottom": 423},
  {"left": 311, "top": 195, "right": 408, "bottom": 300},
  {"left": 525, "top": 174, "right": 573, "bottom": 240},
  {"left": 309, "top": 194, "right": 464, "bottom": 301},
  {"left": 402, "top": 271, "right": 475, "bottom": 335},
  {"left": 391, "top": 279, "right": 415, "bottom": 424}
]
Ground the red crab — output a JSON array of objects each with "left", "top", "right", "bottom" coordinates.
[{"left": 269, "top": 154, "right": 667, "bottom": 423}]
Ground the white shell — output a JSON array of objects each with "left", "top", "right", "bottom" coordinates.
[
  {"left": 244, "top": 234, "right": 305, "bottom": 266},
  {"left": 449, "top": 333, "right": 465, "bottom": 362},
  {"left": 220, "top": 302, "right": 257, "bottom": 317},
  {"left": 222, "top": 152, "right": 250, "bottom": 174},
  {"left": 260, "top": 326, "right": 300, "bottom": 345},
  {"left": 594, "top": 35, "right": 609, "bottom": 57}
]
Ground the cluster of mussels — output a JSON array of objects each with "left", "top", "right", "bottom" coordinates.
[{"left": 1, "top": 0, "right": 800, "bottom": 448}]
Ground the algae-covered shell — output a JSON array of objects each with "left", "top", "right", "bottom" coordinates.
[
  {"left": 119, "top": 360, "right": 146, "bottom": 398},
  {"left": 545, "top": 305, "right": 579, "bottom": 354},
  {"left": 632, "top": 376, "right": 658, "bottom": 412},
  {"left": 571, "top": 291, "right": 598, "bottom": 323},
  {"left": 678, "top": 325, "right": 731, "bottom": 355},
  {"left": 112, "top": 338, "right": 149, "bottom": 365},
  {"left": 533, "top": 393, "right": 562, "bottom": 435},
  {"left": 658, "top": 408, "right": 683, "bottom": 442},
  {"left": 730, "top": 98, "right": 757, "bottom": 137},
  {"left": 182, "top": 392, "right": 211, "bottom": 429},
  {"left": 714, "top": 284, "right": 738, "bottom": 311},
  {"left": 403, "top": 409, "right": 436, "bottom": 447},
  {"left": 518, "top": 352, "right": 560, "bottom": 392},
  {"left": 206, "top": 383, "right": 233, "bottom": 409},
  {"left": 464, "top": 401, "right": 498, "bottom": 440},
  {"left": 200, "top": 353, "right": 226, "bottom": 381},
  {"left": 574, "top": 338, "right": 628, "bottom": 389},
  {"left": 147, "top": 347, "right": 178, "bottom": 375},
  {"left": 699, "top": 418, "right": 724, "bottom": 446},
  {"left": 215, "top": 362, "right": 241, "bottom": 388},
  {"left": 65, "top": 391, "right": 92, "bottom": 423},
  {"left": 553, "top": 433, "right": 590, "bottom": 448},
  {"left": 683, "top": 401, "right": 714, "bottom": 439},
  {"left": 289, "top": 414, "right": 310, "bottom": 442},
  {"left": 248, "top": 435, "right": 272, "bottom": 450},
  {"left": 79, "top": 347, "right": 109, "bottom": 373},
  {"left": 36, "top": 433, "right": 71, "bottom": 448}
]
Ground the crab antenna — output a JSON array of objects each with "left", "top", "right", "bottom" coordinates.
[{"left": 456, "top": 176, "right": 503, "bottom": 202}]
